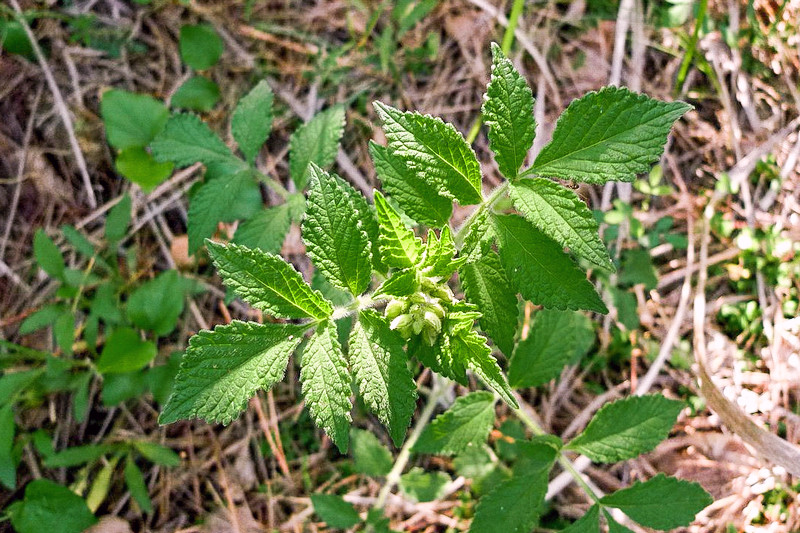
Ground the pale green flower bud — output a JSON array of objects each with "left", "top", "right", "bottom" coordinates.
[
  {"left": 384, "top": 298, "right": 407, "bottom": 319},
  {"left": 390, "top": 313, "right": 413, "bottom": 331}
]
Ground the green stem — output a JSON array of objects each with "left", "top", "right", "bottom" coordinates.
[
  {"left": 374, "top": 377, "right": 449, "bottom": 510},
  {"left": 453, "top": 181, "right": 508, "bottom": 248},
  {"left": 674, "top": 0, "right": 708, "bottom": 94}
]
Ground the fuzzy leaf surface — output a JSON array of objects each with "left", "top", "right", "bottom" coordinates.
[
  {"left": 374, "top": 102, "right": 483, "bottom": 205},
  {"left": 159, "top": 320, "right": 306, "bottom": 425},
  {"left": 531, "top": 87, "right": 691, "bottom": 184},
  {"left": 289, "top": 106, "right": 345, "bottom": 189},
  {"left": 301, "top": 321, "right": 353, "bottom": 453},
  {"left": 302, "top": 166, "right": 372, "bottom": 295},
  {"left": 151, "top": 113, "right": 237, "bottom": 167},
  {"left": 509, "top": 309, "right": 594, "bottom": 388},
  {"left": 373, "top": 191, "right": 421, "bottom": 268},
  {"left": 452, "top": 330, "right": 517, "bottom": 408},
  {"left": 460, "top": 251, "right": 517, "bottom": 357},
  {"left": 567, "top": 395, "right": 684, "bottom": 462},
  {"left": 509, "top": 178, "right": 613, "bottom": 271},
  {"left": 599, "top": 474, "right": 712, "bottom": 530},
  {"left": 369, "top": 141, "right": 452, "bottom": 227},
  {"left": 482, "top": 43, "right": 536, "bottom": 179},
  {"left": 413, "top": 391, "right": 495, "bottom": 455},
  {"left": 232, "top": 80, "right": 274, "bottom": 164},
  {"left": 207, "top": 241, "right": 333, "bottom": 319},
  {"left": 493, "top": 214, "right": 607, "bottom": 313},
  {"left": 233, "top": 204, "right": 291, "bottom": 254},
  {"left": 349, "top": 310, "right": 417, "bottom": 446}
]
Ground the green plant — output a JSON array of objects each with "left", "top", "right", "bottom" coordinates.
[{"left": 155, "top": 43, "right": 709, "bottom": 530}]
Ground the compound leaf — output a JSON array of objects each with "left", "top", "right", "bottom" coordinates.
[
  {"left": 599, "top": 474, "right": 712, "bottom": 530},
  {"left": 206, "top": 241, "right": 333, "bottom": 320},
  {"left": 159, "top": 320, "right": 307, "bottom": 425},
  {"left": 302, "top": 165, "right": 372, "bottom": 295},
  {"left": 373, "top": 190, "right": 421, "bottom": 268},
  {"left": 289, "top": 106, "right": 346, "bottom": 189},
  {"left": 460, "top": 251, "right": 518, "bottom": 357},
  {"left": 566, "top": 395, "right": 684, "bottom": 463},
  {"left": 151, "top": 113, "right": 237, "bottom": 167},
  {"left": 349, "top": 310, "right": 417, "bottom": 447},
  {"left": 414, "top": 391, "right": 495, "bottom": 455},
  {"left": 493, "top": 214, "right": 607, "bottom": 313},
  {"left": 232, "top": 80, "right": 274, "bottom": 164},
  {"left": 301, "top": 320, "right": 352, "bottom": 453},
  {"left": 482, "top": 42, "right": 536, "bottom": 179},
  {"left": 374, "top": 101, "right": 483, "bottom": 205},
  {"left": 531, "top": 87, "right": 691, "bottom": 184},
  {"left": 509, "top": 178, "right": 613, "bottom": 271},
  {"left": 369, "top": 141, "right": 452, "bottom": 227}
]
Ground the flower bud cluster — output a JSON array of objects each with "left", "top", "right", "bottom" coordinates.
[{"left": 384, "top": 276, "right": 454, "bottom": 346}]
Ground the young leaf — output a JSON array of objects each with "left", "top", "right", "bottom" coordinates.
[
  {"left": 349, "top": 310, "right": 417, "bottom": 446},
  {"left": 530, "top": 87, "right": 692, "bottom": 184},
  {"left": 151, "top": 113, "right": 237, "bottom": 167},
  {"left": 417, "top": 226, "right": 464, "bottom": 279},
  {"left": 300, "top": 321, "right": 353, "bottom": 453},
  {"left": 206, "top": 241, "right": 333, "bottom": 320},
  {"left": 289, "top": 106, "right": 346, "bottom": 189},
  {"left": 399, "top": 468, "right": 450, "bottom": 502},
  {"left": 132, "top": 441, "right": 181, "bottom": 467},
  {"left": 101, "top": 89, "right": 169, "bottom": 150},
  {"left": 170, "top": 76, "right": 220, "bottom": 111},
  {"left": 451, "top": 330, "right": 517, "bottom": 408},
  {"left": 493, "top": 214, "right": 607, "bottom": 313},
  {"left": 599, "top": 474, "right": 712, "bottom": 530},
  {"left": 482, "top": 42, "right": 536, "bottom": 179},
  {"left": 561, "top": 505, "right": 601, "bottom": 533},
  {"left": 302, "top": 165, "right": 372, "bottom": 295},
  {"left": 351, "top": 428, "right": 392, "bottom": 476},
  {"left": 187, "top": 168, "right": 261, "bottom": 253},
  {"left": 127, "top": 270, "right": 188, "bottom": 336},
  {"left": 233, "top": 204, "right": 291, "bottom": 254},
  {"left": 508, "top": 178, "right": 613, "bottom": 271},
  {"left": 231, "top": 80, "right": 274, "bottom": 164},
  {"left": 369, "top": 141, "right": 452, "bottom": 227},
  {"left": 509, "top": 309, "right": 594, "bottom": 388},
  {"left": 469, "top": 442, "right": 557, "bottom": 533},
  {"left": 8, "top": 479, "right": 97, "bottom": 533},
  {"left": 373, "top": 190, "right": 421, "bottom": 268},
  {"left": 374, "top": 268, "right": 418, "bottom": 298},
  {"left": 124, "top": 457, "right": 153, "bottom": 514},
  {"left": 413, "top": 391, "right": 495, "bottom": 455},
  {"left": 460, "top": 251, "right": 518, "bottom": 357},
  {"left": 96, "top": 327, "right": 157, "bottom": 374},
  {"left": 310, "top": 493, "right": 360, "bottom": 530},
  {"left": 374, "top": 102, "right": 483, "bottom": 205},
  {"left": 33, "top": 229, "right": 65, "bottom": 280},
  {"left": 105, "top": 193, "right": 131, "bottom": 243},
  {"left": 179, "top": 24, "right": 223, "bottom": 70},
  {"left": 566, "top": 395, "right": 684, "bottom": 463},
  {"left": 115, "top": 147, "right": 173, "bottom": 191},
  {"left": 43, "top": 444, "right": 112, "bottom": 468},
  {"left": 159, "top": 320, "right": 307, "bottom": 425}
]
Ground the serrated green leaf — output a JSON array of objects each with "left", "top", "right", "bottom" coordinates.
[
  {"left": 159, "top": 320, "right": 306, "bottom": 425},
  {"left": 301, "top": 320, "right": 352, "bottom": 453},
  {"left": 8, "top": 479, "right": 97, "bottom": 533},
  {"left": 151, "top": 113, "right": 237, "bottom": 167},
  {"left": 451, "top": 330, "right": 516, "bottom": 408},
  {"left": 374, "top": 268, "right": 418, "bottom": 298},
  {"left": 413, "top": 333, "right": 468, "bottom": 385},
  {"left": 418, "top": 226, "right": 464, "bottom": 279},
  {"left": 373, "top": 190, "right": 421, "bottom": 268},
  {"left": 351, "top": 428, "right": 393, "bottom": 476},
  {"left": 413, "top": 391, "right": 495, "bottom": 455},
  {"left": 482, "top": 43, "right": 536, "bottom": 179},
  {"left": 115, "top": 147, "right": 174, "bottom": 191},
  {"left": 302, "top": 165, "right": 372, "bottom": 295},
  {"left": 170, "top": 76, "right": 220, "bottom": 111},
  {"left": 349, "top": 310, "right": 416, "bottom": 446},
  {"left": 399, "top": 467, "right": 450, "bottom": 502},
  {"left": 232, "top": 80, "right": 274, "bottom": 164},
  {"left": 509, "top": 178, "right": 613, "bottom": 271},
  {"left": 374, "top": 102, "right": 483, "bottom": 205},
  {"left": 97, "top": 327, "right": 157, "bottom": 374},
  {"left": 566, "top": 395, "right": 684, "bottom": 462},
  {"left": 232, "top": 204, "right": 291, "bottom": 254},
  {"left": 289, "top": 106, "right": 346, "bottom": 189},
  {"left": 561, "top": 505, "right": 601, "bottom": 533},
  {"left": 509, "top": 309, "right": 594, "bottom": 388},
  {"left": 599, "top": 474, "right": 712, "bottom": 530},
  {"left": 334, "top": 172, "right": 385, "bottom": 273},
  {"left": 206, "top": 241, "right": 333, "bottom": 320},
  {"left": 493, "top": 214, "right": 607, "bottom": 313},
  {"left": 101, "top": 89, "right": 169, "bottom": 150},
  {"left": 369, "top": 141, "right": 452, "bottom": 227},
  {"left": 179, "top": 24, "right": 223, "bottom": 70},
  {"left": 33, "top": 229, "right": 65, "bottom": 280},
  {"left": 460, "top": 251, "right": 518, "bottom": 357},
  {"left": 530, "top": 87, "right": 692, "bottom": 184},
  {"left": 469, "top": 441, "right": 557, "bottom": 533},
  {"left": 310, "top": 493, "right": 360, "bottom": 529}
]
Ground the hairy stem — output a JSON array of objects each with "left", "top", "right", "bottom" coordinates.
[{"left": 452, "top": 181, "right": 508, "bottom": 248}]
